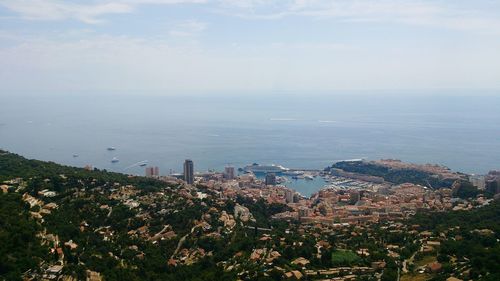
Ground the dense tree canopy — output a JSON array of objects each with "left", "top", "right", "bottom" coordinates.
[{"left": 0, "top": 193, "right": 47, "bottom": 281}]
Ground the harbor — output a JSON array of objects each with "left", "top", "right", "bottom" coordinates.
[{"left": 239, "top": 163, "right": 388, "bottom": 197}]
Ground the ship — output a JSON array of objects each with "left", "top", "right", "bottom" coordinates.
[
  {"left": 243, "top": 163, "right": 289, "bottom": 174},
  {"left": 107, "top": 147, "right": 116, "bottom": 151},
  {"left": 111, "top": 157, "right": 119, "bottom": 163}
]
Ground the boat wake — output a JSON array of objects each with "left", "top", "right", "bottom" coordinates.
[
  {"left": 124, "top": 160, "right": 149, "bottom": 170},
  {"left": 270, "top": 118, "right": 297, "bottom": 121}
]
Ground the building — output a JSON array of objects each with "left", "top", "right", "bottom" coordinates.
[
  {"left": 285, "top": 189, "right": 294, "bottom": 203},
  {"left": 224, "top": 166, "right": 235, "bottom": 180},
  {"left": 298, "top": 207, "right": 311, "bottom": 218},
  {"left": 349, "top": 190, "right": 361, "bottom": 204},
  {"left": 486, "top": 179, "right": 499, "bottom": 194},
  {"left": 485, "top": 171, "right": 500, "bottom": 194},
  {"left": 265, "top": 173, "right": 277, "bottom": 186},
  {"left": 184, "top": 159, "right": 194, "bottom": 184},
  {"left": 145, "top": 166, "right": 159, "bottom": 177},
  {"left": 469, "top": 175, "right": 486, "bottom": 190}
]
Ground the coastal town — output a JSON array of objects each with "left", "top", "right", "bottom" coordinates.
[
  {"left": 1, "top": 151, "right": 499, "bottom": 281},
  {"left": 150, "top": 159, "right": 498, "bottom": 226},
  {"left": 2, "top": 1, "right": 499, "bottom": 280}
]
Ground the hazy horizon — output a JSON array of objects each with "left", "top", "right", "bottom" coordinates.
[
  {"left": 2, "top": 94, "right": 499, "bottom": 179},
  {"left": 1, "top": 1, "right": 500, "bottom": 178}
]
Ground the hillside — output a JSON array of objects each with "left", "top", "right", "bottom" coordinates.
[
  {"left": 329, "top": 160, "right": 464, "bottom": 188},
  {"left": 0, "top": 151, "right": 498, "bottom": 281}
]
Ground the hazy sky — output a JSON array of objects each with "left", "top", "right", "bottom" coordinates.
[{"left": 1, "top": 0, "right": 499, "bottom": 95}]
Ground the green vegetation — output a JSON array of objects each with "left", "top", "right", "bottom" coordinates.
[
  {"left": 411, "top": 201, "right": 500, "bottom": 234},
  {"left": 235, "top": 196, "right": 292, "bottom": 228},
  {"left": 0, "top": 150, "right": 166, "bottom": 191},
  {"left": 410, "top": 201, "right": 500, "bottom": 280},
  {"left": 1, "top": 150, "right": 499, "bottom": 281},
  {"left": 331, "top": 161, "right": 456, "bottom": 188},
  {"left": 400, "top": 273, "right": 432, "bottom": 281},
  {"left": 0, "top": 193, "right": 47, "bottom": 281},
  {"left": 330, "top": 250, "right": 360, "bottom": 266},
  {"left": 414, "top": 255, "right": 436, "bottom": 267},
  {"left": 0, "top": 150, "right": 298, "bottom": 280},
  {"left": 452, "top": 180, "right": 480, "bottom": 199}
]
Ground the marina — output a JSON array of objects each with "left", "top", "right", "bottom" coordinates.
[{"left": 245, "top": 163, "right": 390, "bottom": 197}]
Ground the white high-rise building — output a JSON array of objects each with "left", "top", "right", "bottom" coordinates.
[{"left": 469, "top": 175, "right": 486, "bottom": 190}]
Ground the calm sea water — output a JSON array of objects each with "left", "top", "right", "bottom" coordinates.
[{"left": 1, "top": 93, "right": 499, "bottom": 195}]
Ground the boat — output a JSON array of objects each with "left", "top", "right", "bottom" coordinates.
[
  {"left": 72, "top": 154, "right": 79, "bottom": 158},
  {"left": 139, "top": 163, "right": 147, "bottom": 167},
  {"left": 304, "top": 175, "right": 314, "bottom": 180},
  {"left": 283, "top": 171, "right": 303, "bottom": 176},
  {"left": 276, "top": 176, "right": 288, "bottom": 184},
  {"left": 107, "top": 147, "right": 116, "bottom": 151},
  {"left": 111, "top": 157, "right": 119, "bottom": 163},
  {"left": 243, "top": 163, "right": 289, "bottom": 174}
]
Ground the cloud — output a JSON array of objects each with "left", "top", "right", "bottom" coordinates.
[
  {"left": 125, "top": 0, "right": 207, "bottom": 3},
  {"left": 0, "top": 0, "right": 133, "bottom": 24},
  {"left": 1, "top": 0, "right": 499, "bottom": 94},
  {"left": 1, "top": 33, "right": 499, "bottom": 93},
  {"left": 169, "top": 20, "right": 208, "bottom": 37},
  {"left": 2, "top": 0, "right": 499, "bottom": 34},
  {"left": 0, "top": 0, "right": 207, "bottom": 24},
  {"left": 216, "top": 0, "right": 500, "bottom": 33}
]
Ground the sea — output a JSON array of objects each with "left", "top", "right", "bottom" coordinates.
[{"left": 1, "top": 92, "right": 499, "bottom": 196}]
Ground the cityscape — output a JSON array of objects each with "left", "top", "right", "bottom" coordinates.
[
  {"left": 2, "top": 152, "right": 496, "bottom": 280},
  {"left": 140, "top": 159, "right": 499, "bottom": 227},
  {"left": 1, "top": 0, "right": 500, "bottom": 281}
]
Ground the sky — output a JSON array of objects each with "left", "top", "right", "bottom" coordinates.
[{"left": 1, "top": 0, "right": 500, "bottom": 95}]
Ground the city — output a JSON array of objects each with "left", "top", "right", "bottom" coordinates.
[
  {"left": 1, "top": 1, "right": 500, "bottom": 281},
  {"left": 3, "top": 152, "right": 494, "bottom": 280},
  {"left": 142, "top": 159, "right": 499, "bottom": 227}
]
